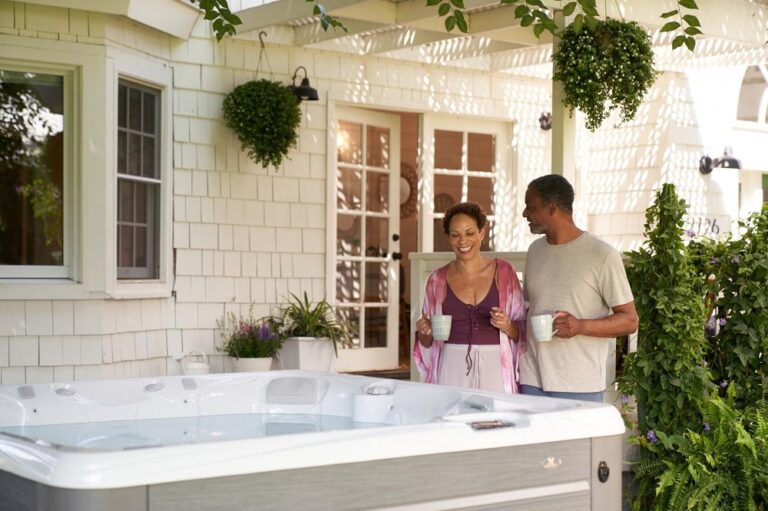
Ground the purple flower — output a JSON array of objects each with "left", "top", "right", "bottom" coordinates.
[
  {"left": 685, "top": 229, "right": 696, "bottom": 238},
  {"left": 731, "top": 255, "right": 740, "bottom": 265},
  {"left": 709, "top": 257, "right": 719, "bottom": 265},
  {"left": 620, "top": 394, "right": 629, "bottom": 404},
  {"left": 703, "top": 422, "right": 711, "bottom": 433},
  {"left": 719, "top": 318, "right": 727, "bottom": 327},
  {"left": 15, "top": 184, "right": 23, "bottom": 194},
  {"left": 258, "top": 322, "right": 271, "bottom": 340},
  {"left": 646, "top": 430, "right": 658, "bottom": 443},
  {"left": 719, "top": 379, "right": 728, "bottom": 388}
]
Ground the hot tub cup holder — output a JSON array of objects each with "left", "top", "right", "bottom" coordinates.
[{"left": 352, "top": 382, "right": 397, "bottom": 423}]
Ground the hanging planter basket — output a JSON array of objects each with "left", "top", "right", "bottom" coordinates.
[
  {"left": 553, "top": 18, "right": 659, "bottom": 131},
  {"left": 222, "top": 79, "right": 301, "bottom": 169}
]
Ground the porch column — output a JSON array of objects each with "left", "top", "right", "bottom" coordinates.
[{"left": 551, "top": 9, "right": 576, "bottom": 185}]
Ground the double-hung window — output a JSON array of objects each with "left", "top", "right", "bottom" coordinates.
[{"left": 117, "top": 80, "right": 160, "bottom": 280}]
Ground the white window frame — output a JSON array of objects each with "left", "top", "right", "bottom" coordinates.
[
  {"left": 109, "top": 48, "right": 173, "bottom": 298},
  {"left": 0, "top": 62, "right": 75, "bottom": 281}
]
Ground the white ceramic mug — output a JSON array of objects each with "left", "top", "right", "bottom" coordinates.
[
  {"left": 431, "top": 314, "right": 452, "bottom": 341},
  {"left": 530, "top": 313, "right": 558, "bottom": 342}
]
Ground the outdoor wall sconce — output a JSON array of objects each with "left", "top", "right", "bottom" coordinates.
[
  {"left": 699, "top": 147, "right": 741, "bottom": 174},
  {"left": 539, "top": 112, "right": 552, "bottom": 130},
  {"left": 290, "top": 66, "right": 319, "bottom": 102}
]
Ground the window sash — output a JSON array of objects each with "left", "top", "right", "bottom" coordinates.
[{"left": 116, "top": 80, "right": 160, "bottom": 280}]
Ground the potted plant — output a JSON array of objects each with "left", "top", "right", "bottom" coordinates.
[
  {"left": 216, "top": 311, "right": 285, "bottom": 372},
  {"left": 552, "top": 18, "right": 659, "bottom": 131},
  {"left": 276, "top": 292, "right": 351, "bottom": 372},
  {"left": 222, "top": 79, "right": 301, "bottom": 169}
]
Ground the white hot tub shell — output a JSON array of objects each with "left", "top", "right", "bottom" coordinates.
[{"left": 0, "top": 371, "right": 624, "bottom": 511}]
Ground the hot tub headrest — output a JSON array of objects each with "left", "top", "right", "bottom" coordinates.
[{"left": 266, "top": 377, "right": 328, "bottom": 405}]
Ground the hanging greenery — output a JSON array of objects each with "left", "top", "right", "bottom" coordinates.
[
  {"left": 552, "top": 18, "right": 659, "bottom": 131},
  {"left": 222, "top": 79, "right": 301, "bottom": 169}
]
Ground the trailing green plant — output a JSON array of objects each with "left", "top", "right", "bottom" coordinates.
[
  {"left": 618, "top": 183, "right": 711, "bottom": 435},
  {"left": 277, "top": 292, "right": 352, "bottom": 355},
  {"left": 552, "top": 18, "right": 659, "bottom": 131},
  {"left": 631, "top": 387, "right": 768, "bottom": 511},
  {"left": 217, "top": 311, "right": 285, "bottom": 359},
  {"left": 222, "top": 79, "right": 301, "bottom": 169},
  {"left": 689, "top": 204, "right": 768, "bottom": 408}
]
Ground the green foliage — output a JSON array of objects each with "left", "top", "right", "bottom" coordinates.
[
  {"left": 632, "top": 389, "right": 768, "bottom": 511},
  {"left": 618, "top": 183, "right": 711, "bottom": 435},
  {"left": 217, "top": 312, "right": 285, "bottom": 359},
  {"left": 689, "top": 204, "right": 768, "bottom": 408},
  {"left": 553, "top": 18, "right": 659, "bottom": 131},
  {"left": 277, "top": 292, "right": 352, "bottom": 355},
  {"left": 222, "top": 79, "right": 301, "bottom": 169},
  {"left": 190, "top": 0, "right": 242, "bottom": 41}
]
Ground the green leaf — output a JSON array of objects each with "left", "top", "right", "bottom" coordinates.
[
  {"left": 455, "top": 10, "right": 468, "bottom": 32},
  {"left": 584, "top": 14, "right": 597, "bottom": 30},
  {"left": 533, "top": 23, "right": 546, "bottom": 38},
  {"left": 520, "top": 13, "right": 534, "bottom": 27},
  {"left": 445, "top": 14, "right": 456, "bottom": 31},
  {"left": 313, "top": 4, "right": 321, "bottom": 15},
  {"left": 514, "top": 4, "right": 529, "bottom": 17},
  {"left": 678, "top": 0, "right": 698, "bottom": 9},
  {"left": 684, "top": 36, "right": 695, "bottom": 51},
  {"left": 450, "top": 0, "right": 465, "bottom": 8},
  {"left": 660, "top": 21, "right": 681, "bottom": 32},
  {"left": 572, "top": 14, "right": 583, "bottom": 32},
  {"left": 684, "top": 26, "right": 702, "bottom": 36},
  {"left": 562, "top": 2, "right": 576, "bottom": 16},
  {"left": 682, "top": 14, "right": 701, "bottom": 27},
  {"left": 438, "top": 3, "right": 451, "bottom": 16},
  {"left": 525, "top": 0, "right": 546, "bottom": 8},
  {"left": 660, "top": 9, "right": 678, "bottom": 18}
]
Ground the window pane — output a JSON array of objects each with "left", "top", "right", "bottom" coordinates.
[
  {"left": 467, "top": 176, "right": 494, "bottom": 215},
  {"left": 337, "top": 167, "right": 361, "bottom": 210},
  {"left": 0, "top": 69, "right": 64, "bottom": 266},
  {"left": 336, "top": 261, "right": 361, "bottom": 303},
  {"left": 118, "top": 84, "right": 127, "bottom": 128},
  {"left": 135, "top": 182, "right": 147, "bottom": 223},
  {"left": 128, "top": 88, "right": 142, "bottom": 131},
  {"left": 117, "top": 131, "right": 127, "bottom": 174},
  {"left": 142, "top": 91, "right": 156, "bottom": 133},
  {"left": 434, "top": 175, "right": 462, "bottom": 213},
  {"left": 366, "top": 171, "right": 389, "bottom": 213},
  {"left": 337, "top": 121, "right": 362, "bottom": 164},
  {"left": 142, "top": 136, "right": 156, "bottom": 178},
  {"left": 366, "top": 125, "right": 389, "bottom": 168},
  {"left": 337, "top": 214, "right": 361, "bottom": 256},
  {"left": 127, "top": 133, "right": 141, "bottom": 176},
  {"left": 434, "top": 130, "right": 462, "bottom": 170},
  {"left": 118, "top": 180, "right": 134, "bottom": 222},
  {"left": 433, "top": 219, "right": 450, "bottom": 253},
  {"left": 365, "top": 216, "right": 388, "bottom": 257},
  {"left": 135, "top": 226, "right": 146, "bottom": 267},
  {"left": 338, "top": 306, "right": 360, "bottom": 349},
  {"left": 118, "top": 225, "right": 134, "bottom": 267},
  {"left": 364, "top": 262, "right": 388, "bottom": 302},
  {"left": 364, "top": 308, "right": 387, "bottom": 348},
  {"left": 467, "top": 132, "right": 494, "bottom": 173}
]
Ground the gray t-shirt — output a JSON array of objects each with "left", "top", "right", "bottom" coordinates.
[{"left": 521, "top": 232, "right": 634, "bottom": 392}]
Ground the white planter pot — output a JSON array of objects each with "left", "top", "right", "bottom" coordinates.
[
  {"left": 232, "top": 357, "right": 274, "bottom": 372},
  {"left": 278, "top": 337, "right": 337, "bottom": 372}
]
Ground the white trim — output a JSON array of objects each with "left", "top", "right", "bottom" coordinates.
[{"left": 106, "top": 46, "right": 173, "bottom": 299}]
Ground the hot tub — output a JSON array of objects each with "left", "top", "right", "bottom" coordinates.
[{"left": 0, "top": 371, "right": 624, "bottom": 511}]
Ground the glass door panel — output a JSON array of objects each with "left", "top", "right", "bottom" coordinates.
[{"left": 334, "top": 107, "right": 400, "bottom": 372}]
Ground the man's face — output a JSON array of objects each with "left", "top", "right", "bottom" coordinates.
[{"left": 522, "top": 188, "right": 551, "bottom": 235}]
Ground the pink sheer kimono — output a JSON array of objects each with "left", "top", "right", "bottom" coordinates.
[{"left": 412, "top": 258, "right": 526, "bottom": 393}]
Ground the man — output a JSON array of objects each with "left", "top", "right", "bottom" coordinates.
[{"left": 520, "top": 174, "right": 638, "bottom": 402}]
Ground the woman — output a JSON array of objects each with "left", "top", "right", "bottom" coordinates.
[{"left": 413, "top": 202, "right": 526, "bottom": 393}]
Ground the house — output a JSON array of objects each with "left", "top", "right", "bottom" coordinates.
[{"left": 1, "top": 0, "right": 767, "bottom": 384}]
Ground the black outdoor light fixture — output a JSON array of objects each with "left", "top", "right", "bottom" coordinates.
[
  {"left": 539, "top": 112, "right": 552, "bottom": 130},
  {"left": 699, "top": 147, "right": 742, "bottom": 174},
  {"left": 290, "top": 66, "right": 319, "bottom": 102}
]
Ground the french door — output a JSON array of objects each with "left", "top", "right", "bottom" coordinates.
[{"left": 332, "top": 107, "right": 401, "bottom": 372}]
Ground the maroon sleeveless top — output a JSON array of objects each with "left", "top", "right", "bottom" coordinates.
[{"left": 442, "top": 280, "right": 500, "bottom": 345}]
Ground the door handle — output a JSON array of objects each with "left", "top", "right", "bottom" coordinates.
[{"left": 392, "top": 252, "right": 403, "bottom": 260}]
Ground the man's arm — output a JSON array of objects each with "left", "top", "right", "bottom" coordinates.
[{"left": 553, "top": 301, "right": 638, "bottom": 339}]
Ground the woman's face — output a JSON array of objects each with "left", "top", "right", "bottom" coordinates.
[{"left": 447, "top": 213, "right": 485, "bottom": 261}]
